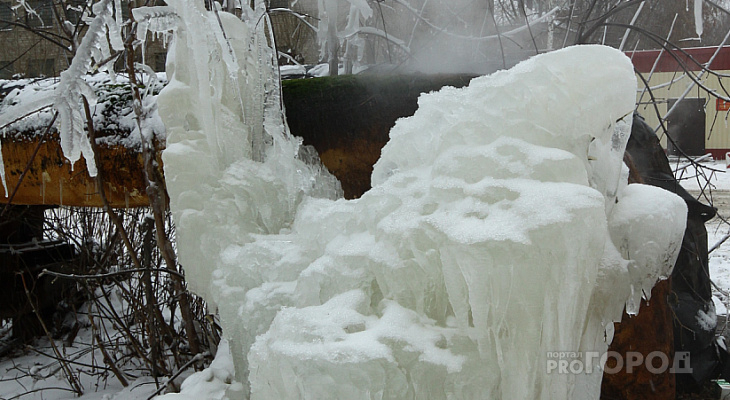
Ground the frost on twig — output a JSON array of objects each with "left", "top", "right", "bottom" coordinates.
[{"left": 12, "top": 0, "right": 45, "bottom": 26}]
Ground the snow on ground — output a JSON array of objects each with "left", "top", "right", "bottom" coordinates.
[
  {"left": 672, "top": 158, "right": 730, "bottom": 317},
  {"left": 0, "top": 319, "right": 235, "bottom": 400},
  {"left": 708, "top": 216, "right": 730, "bottom": 344},
  {"left": 0, "top": 316, "right": 161, "bottom": 400},
  {"left": 0, "top": 276, "right": 200, "bottom": 400},
  {"left": 710, "top": 227, "right": 730, "bottom": 316},
  {"left": 673, "top": 158, "right": 730, "bottom": 192}
]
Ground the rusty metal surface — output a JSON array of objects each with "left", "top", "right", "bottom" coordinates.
[
  {"left": 282, "top": 74, "right": 476, "bottom": 198},
  {"left": 0, "top": 134, "right": 155, "bottom": 207},
  {"left": 601, "top": 279, "right": 676, "bottom": 400}
]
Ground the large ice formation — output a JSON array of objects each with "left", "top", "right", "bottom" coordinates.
[{"left": 157, "top": 4, "right": 687, "bottom": 397}]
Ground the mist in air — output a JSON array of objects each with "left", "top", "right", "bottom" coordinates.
[{"left": 332, "top": 0, "right": 555, "bottom": 75}]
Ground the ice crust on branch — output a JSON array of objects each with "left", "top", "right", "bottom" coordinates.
[
  {"left": 158, "top": 5, "right": 687, "bottom": 395},
  {"left": 54, "top": 0, "right": 124, "bottom": 177},
  {"left": 133, "top": 6, "right": 180, "bottom": 64}
]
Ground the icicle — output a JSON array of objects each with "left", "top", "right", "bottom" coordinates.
[
  {"left": 694, "top": 0, "right": 703, "bottom": 39},
  {"left": 137, "top": 18, "right": 149, "bottom": 65},
  {"left": 41, "top": 171, "right": 50, "bottom": 204},
  {"left": 108, "top": 0, "right": 124, "bottom": 51},
  {"left": 132, "top": 6, "right": 180, "bottom": 68},
  {"left": 114, "top": 0, "right": 122, "bottom": 27},
  {"left": 0, "top": 135, "right": 5, "bottom": 197}
]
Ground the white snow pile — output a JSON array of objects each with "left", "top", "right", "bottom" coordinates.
[{"left": 158, "top": 4, "right": 687, "bottom": 396}]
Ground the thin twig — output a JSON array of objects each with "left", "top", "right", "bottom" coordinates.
[
  {"left": 20, "top": 273, "right": 84, "bottom": 395},
  {"left": 81, "top": 96, "right": 145, "bottom": 273},
  {"left": 124, "top": 24, "right": 202, "bottom": 358},
  {"left": 4, "top": 386, "right": 79, "bottom": 400},
  {"left": 145, "top": 352, "right": 210, "bottom": 400},
  {"left": 40, "top": 267, "right": 185, "bottom": 280},
  {"left": 88, "top": 313, "right": 129, "bottom": 387},
  {"left": 711, "top": 232, "right": 730, "bottom": 254}
]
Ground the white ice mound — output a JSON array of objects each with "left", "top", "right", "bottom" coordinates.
[
  {"left": 159, "top": 26, "right": 687, "bottom": 400},
  {"left": 607, "top": 183, "right": 687, "bottom": 312},
  {"left": 157, "top": 340, "right": 243, "bottom": 400}
]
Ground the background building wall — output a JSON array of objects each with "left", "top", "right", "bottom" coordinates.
[
  {"left": 631, "top": 47, "right": 730, "bottom": 158},
  {"left": 0, "top": 0, "right": 169, "bottom": 79}
]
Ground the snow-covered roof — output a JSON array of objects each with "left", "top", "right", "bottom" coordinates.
[{"left": 627, "top": 45, "right": 730, "bottom": 73}]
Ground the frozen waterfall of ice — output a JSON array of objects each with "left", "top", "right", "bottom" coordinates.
[
  {"left": 156, "top": 0, "right": 341, "bottom": 302},
  {"left": 157, "top": 5, "right": 687, "bottom": 397}
]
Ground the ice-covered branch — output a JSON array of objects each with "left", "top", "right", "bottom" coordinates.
[
  {"left": 0, "top": 100, "right": 54, "bottom": 131},
  {"left": 267, "top": 7, "right": 318, "bottom": 33},
  {"left": 341, "top": 26, "right": 411, "bottom": 55},
  {"left": 53, "top": 0, "right": 124, "bottom": 177},
  {"left": 391, "top": 0, "right": 559, "bottom": 42}
]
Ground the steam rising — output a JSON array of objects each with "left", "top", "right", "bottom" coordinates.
[{"left": 315, "top": 0, "right": 557, "bottom": 75}]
